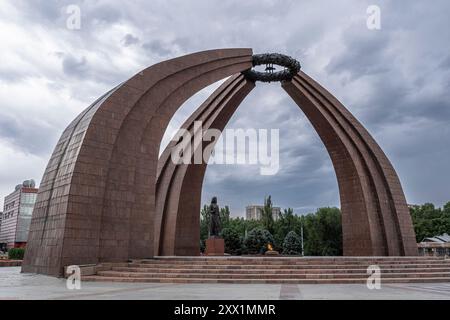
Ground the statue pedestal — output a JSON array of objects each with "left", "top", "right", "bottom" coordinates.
[{"left": 205, "top": 237, "right": 225, "bottom": 256}]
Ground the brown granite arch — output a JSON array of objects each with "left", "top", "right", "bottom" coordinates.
[
  {"left": 22, "top": 49, "right": 253, "bottom": 276},
  {"left": 156, "top": 72, "right": 417, "bottom": 257},
  {"left": 282, "top": 72, "right": 417, "bottom": 256},
  {"left": 155, "top": 74, "right": 255, "bottom": 256},
  {"left": 23, "top": 49, "right": 417, "bottom": 277}
]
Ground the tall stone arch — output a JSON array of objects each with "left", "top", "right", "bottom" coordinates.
[
  {"left": 155, "top": 74, "right": 255, "bottom": 256},
  {"left": 156, "top": 70, "right": 417, "bottom": 257},
  {"left": 22, "top": 49, "right": 253, "bottom": 276},
  {"left": 23, "top": 49, "right": 417, "bottom": 277},
  {"left": 283, "top": 72, "right": 417, "bottom": 255}
]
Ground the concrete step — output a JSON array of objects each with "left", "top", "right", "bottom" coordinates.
[
  {"left": 133, "top": 259, "right": 448, "bottom": 266},
  {"left": 84, "top": 257, "right": 450, "bottom": 284},
  {"left": 97, "top": 270, "right": 450, "bottom": 280},
  {"left": 141, "top": 256, "right": 446, "bottom": 260},
  {"left": 127, "top": 262, "right": 450, "bottom": 270},
  {"left": 83, "top": 275, "right": 450, "bottom": 284},
  {"left": 110, "top": 266, "right": 450, "bottom": 274},
  {"left": 0, "top": 260, "right": 22, "bottom": 267},
  {"left": 152, "top": 256, "right": 444, "bottom": 261}
]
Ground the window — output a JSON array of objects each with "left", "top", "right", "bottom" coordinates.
[{"left": 4, "top": 201, "right": 15, "bottom": 211}]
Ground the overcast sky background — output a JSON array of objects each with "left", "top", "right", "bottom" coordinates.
[{"left": 0, "top": 0, "right": 449, "bottom": 216}]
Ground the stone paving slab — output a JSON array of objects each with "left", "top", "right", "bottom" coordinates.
[{"left": 1, "top": 267, "right": 450, "bottom": 300}]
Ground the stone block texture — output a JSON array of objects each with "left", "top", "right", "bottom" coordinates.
[
  {"left": 282, "top": 72, "right": 418, "bottom": 256},
  {"left": 205, "top": 238, "right": 225, "bottom": 256},
  {"left": 22, "top": 49, "right": 253, "bottom": 276},
  {"left": 22, "top": 50, "right": 417, "bottom": 277},
  {"left": 155, "top": 74, "right": 255, "bottom": 256}
]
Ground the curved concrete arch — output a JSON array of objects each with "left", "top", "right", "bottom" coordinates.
[
  {"left": 156, "top": 71, "right": 417, "bottom": 257},
  {"left": 282, "top": 72, "right": 417, "bottom": 256},
  {"left": 155, "top": 74, "right": 255, "bottom": 256},
  {"left": 23, "top": 49, "right": 253, "bottom": 276},
  {"left": 23, "top": 49, "right": 417, "bottom": 277}
]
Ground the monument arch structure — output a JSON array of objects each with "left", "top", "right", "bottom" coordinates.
[{"left": 23, "top": 49, "right": 417, "bottom": 277}]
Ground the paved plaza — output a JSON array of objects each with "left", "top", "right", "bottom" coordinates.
[{"left": 1, "top": 267, "right": 449, "bottom": 300}]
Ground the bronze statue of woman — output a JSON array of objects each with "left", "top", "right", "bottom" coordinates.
[{"left": 209, "top": 196, "right": 221, "bottom": 237}]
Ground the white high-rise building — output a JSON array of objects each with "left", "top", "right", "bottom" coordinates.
[
  {"left": 245, "top": 205, "right": 281, "bottom": 221},
  {"left": 0, "top": 180, "right": 38, "bottom": 250}
]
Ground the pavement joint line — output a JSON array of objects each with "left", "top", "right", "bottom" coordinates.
[
  {"left": 279, "top": 284, "right": 303, "bottom": 300},
  {"left": 383, "top": 284, "right": 450, "bottom": 297},
  {"left": 48, "top": 284, "right": 172, "bottom": 300}
]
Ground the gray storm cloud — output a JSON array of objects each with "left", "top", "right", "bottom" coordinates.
[{"left": 0, "top": 0, "right": 449, "bottom": 215}]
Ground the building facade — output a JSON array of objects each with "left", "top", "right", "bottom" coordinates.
[
  {"left": 418, "top": 233, "right": 450, "bottom": 257},
  {"left": 0, "top": 180, "right": 38, "bottom": 250},
  {"left": 246, "top": 205, "right": 281, "bottom": 221}
]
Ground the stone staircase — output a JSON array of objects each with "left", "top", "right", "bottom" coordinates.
[{"left": 82, "top": 256, "right": 450, "bottom": 284}]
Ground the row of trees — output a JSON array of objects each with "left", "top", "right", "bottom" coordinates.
[
  {"left": 410, "top": 202, "right": 450, "bottom": 242},
  {"left": 200, "top": 199, "right": 450, "bottom": 256},
  {"left": 200, "top": 196, "right": 343, "bottom": 256}
]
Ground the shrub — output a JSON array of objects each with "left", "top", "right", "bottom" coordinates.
[
  {"left": 8, "top": 248, "right": 25, "bottom": 260},
  {"left": 220, "top": 228, "right": 242, "bottom": 255},
  {"left": 282, "top": 231, "right": 302, "bottom": 255},
  {"left": 243, "top": 228, "right": 274, "bottom": 254}
]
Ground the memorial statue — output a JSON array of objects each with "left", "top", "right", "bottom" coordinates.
[{"left": 209, "top": 196, "right": 221, "bottom": 237}]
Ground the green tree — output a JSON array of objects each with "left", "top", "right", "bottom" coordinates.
[
  {"left": 273, "top": 208, "right": 298, "bottom": 250},
  {"left": 282, "top": 231, "right": 302, "bottom": 255},
  {"left": 261, "top": 195, "right": 275, "bottom": 234},
  {"left": 200, "top": 202, "right": 347, "bottom": 256},
  {"left": 243, "top": 227, "right": 274, "bottom": 254},
  {"left": 443, "top": 202, "right": 450, "bottom": 216},
  {"left": 303, "top": 207, "right": 342, "bottom": 256},
  {"left": 410, "top": 202, "right": 450, "bottom": 242},
  {"left": 220, "top": 227, "right": 242, "bottom": 255},
  {"left": 220, "top": 205, "right": 231, "bottom": 229},
  {"left": 226, "top": 217, "right": 261, "bottom": 237}
]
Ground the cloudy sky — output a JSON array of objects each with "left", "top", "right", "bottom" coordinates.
[{"left": 0, "top": 0, "right": 449, "bottom": 216}]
